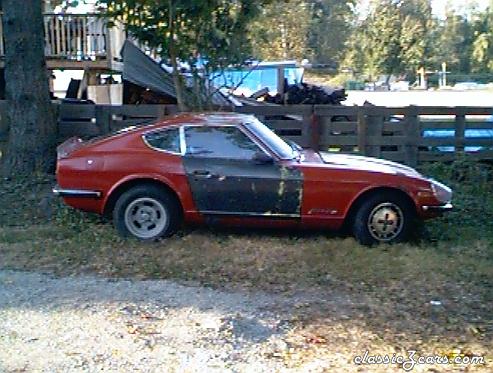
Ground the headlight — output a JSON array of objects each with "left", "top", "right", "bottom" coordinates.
[{"left": 430, "top": 179, "right": 453, "bottom": 203}]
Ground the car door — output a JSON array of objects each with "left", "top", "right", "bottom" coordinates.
[{"left": 182, "top": 125, "right": 302, "bottom": 217}]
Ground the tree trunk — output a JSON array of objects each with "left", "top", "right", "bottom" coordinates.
[
  {"left": 168, "top": 0, "right": 186, "bottom": 112},
  {"left": 1, "top": 0, "right": 56, "bottom": 176},
  {"left": 170, "top": 50, "right": 187, "bottom": 112},
  {"left": 385, "top": 74, "right": 392, "bottom": 86}
]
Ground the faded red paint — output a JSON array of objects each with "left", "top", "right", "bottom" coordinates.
[{"left": 56, "top": 113, "right": 447, "bottom": 231}]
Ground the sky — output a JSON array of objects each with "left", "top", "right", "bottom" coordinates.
[
  {"left": 58, "top": 0, "right": 491, "bottom": 18},
  {"left": 432, "top": 0, "right": 490, "bottom": 18},
  {"left": 357, "top": 0, "right": 491, "bottom": 19}
]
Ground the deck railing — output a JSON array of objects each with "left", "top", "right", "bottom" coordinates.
[
  {"left": 43, "top": 14, "right": 107, "bottom": 59},
  {"left": 0, "top": 14, "right": 124, "bottom": 63}
]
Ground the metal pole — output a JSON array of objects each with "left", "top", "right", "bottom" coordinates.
[{"left": 442, "top": 62, "right": 447, "bottom": 87}]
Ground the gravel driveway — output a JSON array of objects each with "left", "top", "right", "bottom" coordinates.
[{"left": 0, "top": 270, "right": 347, "bottom": 372}]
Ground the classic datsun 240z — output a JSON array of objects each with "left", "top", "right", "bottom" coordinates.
[{"left": 54, "top": 113, "right": 452, "bottom": 245}]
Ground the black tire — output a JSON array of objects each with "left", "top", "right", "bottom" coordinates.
[
  {"left": 352, "top": 193, "right": 416, "bottom": 246},
  {"left": 113, "top": 185, "right": 181, "bottom": 240}
]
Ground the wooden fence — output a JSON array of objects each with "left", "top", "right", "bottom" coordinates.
[
  {"left": 58, "top": 104, "right": 179, "bottom": 138},
  {"left": 237, "top": 105, "right": 493, "bottom": 166},
  {"left": 1, "top": 103, "right": 493, "bottom": 166},
  {"left": 0, "top": 104, "right": 178, "bottom": 158}
]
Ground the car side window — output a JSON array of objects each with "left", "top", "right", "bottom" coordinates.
[
  {"left": 144, "top": 128, "right": 181, "bottom": 153},
  {"left": 184, "top": 126, "right": 261, "bottom": 159}
]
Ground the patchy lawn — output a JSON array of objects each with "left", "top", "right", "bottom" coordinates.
[{"left": 1, "top": 158, "right": 492, "bottom": 371}]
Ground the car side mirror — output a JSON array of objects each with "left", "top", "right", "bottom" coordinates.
[{"left": 252, "top": 151, "right": 274, "bottom": 165}]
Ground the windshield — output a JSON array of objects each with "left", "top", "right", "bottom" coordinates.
[{"left": 245, "top": 118, "right": 295, "bottom": 159}]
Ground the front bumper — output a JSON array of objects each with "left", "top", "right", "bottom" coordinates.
[
  {"left": 422, "top": 203, "right": 453, "bottom": 212},
  {"left": 53, "top": 185, "right": 101, "bottom": 198}
]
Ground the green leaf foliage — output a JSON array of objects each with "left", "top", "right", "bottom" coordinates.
[
  {"left": 99, "top": 0, "right": 493, "bottom": 87},
  {"left": 249, "top": 0, "right": 356, "bottom": 65},
  {"left": 99, "top": 0, "right": 268, "bottom": 109}
]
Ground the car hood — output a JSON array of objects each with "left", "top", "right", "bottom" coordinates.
[{"left": 317, "top": 152, "right": 422, "bottom": 177}]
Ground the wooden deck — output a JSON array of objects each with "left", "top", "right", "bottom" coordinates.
[{"left": 0, "top": 14, "right": 125, "bottom": 71}]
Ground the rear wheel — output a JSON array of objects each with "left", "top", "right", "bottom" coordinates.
[
  {"left": 113, "top": 185, "right": 181, "bottom": 240},
  {"left": 352, "top": 193, "right": 415, "bottom": 246}
]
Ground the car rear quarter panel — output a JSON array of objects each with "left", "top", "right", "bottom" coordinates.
[{"left": 57, "top": 133, "right": 198, "bottom": 218}]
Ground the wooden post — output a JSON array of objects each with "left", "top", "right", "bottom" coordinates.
[
  {"left": 404, "top": 106, "right": 419, "bottom": 167},
  {"left": 76, "top": 17, "right": 81, "bottom": 56},
  {"left": 66, "top": 15, "right": 72, "bottom": 57},
  {"left": 309, "top": 112, "right": 321, "bottom": 151},
  {"left": 366, "top": 113, "right": 384, "bottom": 158},
  {"left": 49, "top": 17, "right": 56, "bottom": 57},
  {"left": 60, "top": 16, "right": 67, "bottom": 56},
  {"left": 105, "top": 22, "right": 112, "bottom": 61},
  {"left": 55, "top": 18, "right": 61, "bottom": 56},
  {"left": 82, "top": 16, "right": 88, "bottom": 58},
  {"left": 455, "top": 109, "right": 466, "bottom": 154},
  {"left": 95, "top": 105, "right": 111, "bottom": 134},
  {"left": 277, "top": 66, "right": 285, "bottom": 96},
  {"left": 157, "top": 105, "right": 168, "bottom": 120},
  {"left": 357, "top": 109, "right": 367, "bottom": 156},
  {"left": 77, "top": 69, "right": 88, "bottom": 99},
  {"left": 87, "top": 70, "right": 99, "bottom": 86}
]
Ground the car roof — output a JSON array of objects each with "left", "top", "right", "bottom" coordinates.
[
  {"left": 160, "top": 112, "right": 254, "bottom": 126},
  {"left": 84, "top": 112, "right": 256, "bottom": 148},
  {"left": 130, "top": 112, "right": 255, "bottom": 133}
]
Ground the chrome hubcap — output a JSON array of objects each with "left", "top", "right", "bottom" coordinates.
[
  {"left": 124, "top": 197, "right": 168, "bottom": 239},
  {"left": 367, "top": 202, "right": 404, "bottom": 242}
]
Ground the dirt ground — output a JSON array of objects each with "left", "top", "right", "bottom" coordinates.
[{"left": 1, "top": 269, "right": 490, "bottom": 372}]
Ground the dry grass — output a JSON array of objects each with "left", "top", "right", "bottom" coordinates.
[
  {"left": 2, "top": 222, "right": 491, "bottom": 293},
  {"left": 1, "top": 223, "right": 492, "bottom": 370},
  {"left": 1, "top": 158, "right": 492, "bottom": 371}
]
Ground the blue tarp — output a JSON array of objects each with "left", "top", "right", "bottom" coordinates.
[
  {"left": 212, "top": 66, "right": 304, "bottom": 94},
  {"left": 423, "top": 129, "right": 493, "bottom": 152}
]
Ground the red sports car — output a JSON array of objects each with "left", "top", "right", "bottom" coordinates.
[{"left": 54, "top": 113, "right": 452, "bottom": 245}]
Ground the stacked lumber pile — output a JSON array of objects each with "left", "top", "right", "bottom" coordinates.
[{"left": 252, "top": 82, "right": 346, "bottom": 105}]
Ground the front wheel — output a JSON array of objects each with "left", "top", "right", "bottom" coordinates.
[
  {"left": 352, "top": 194, "right": 416, "bottom": 246},
  {"left": 113, "top": 185, "right": 181, "bottom": 240}
]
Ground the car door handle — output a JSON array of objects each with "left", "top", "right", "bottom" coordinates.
[{"left": 193, "top": 170, "right": 212, "bottom": 179}]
